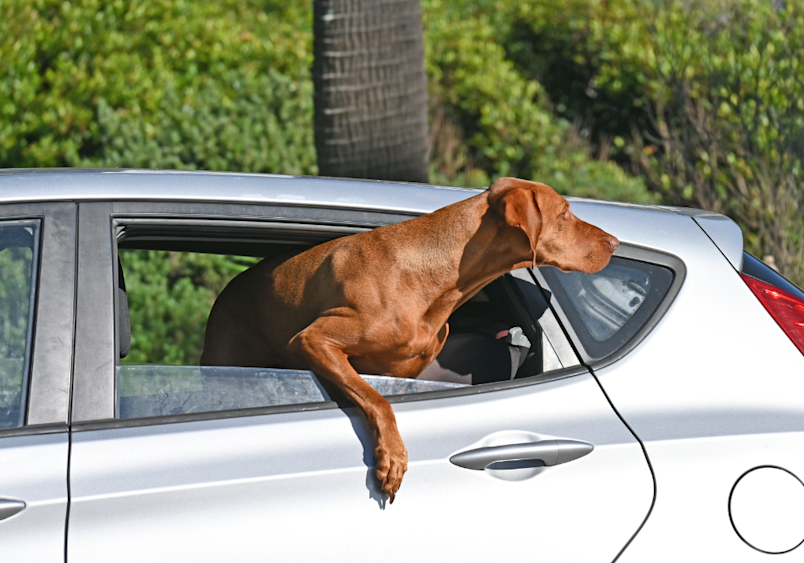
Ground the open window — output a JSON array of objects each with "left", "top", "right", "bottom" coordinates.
[{"left": 113, "top": 220, "right": 578, "bottom": 420}]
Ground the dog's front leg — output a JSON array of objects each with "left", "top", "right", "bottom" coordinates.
[{"left": 289, "top": 320, "right": 408, "bottom": 503}]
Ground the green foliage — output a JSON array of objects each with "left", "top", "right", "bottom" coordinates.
[
  {"left": 83, "top": 71, "right": 315, "bottom": 173},
  {"left": 422, "top": 0, "right": 656, "bottom": 203},
  {"left": 0, "top": 0, "right": 315, "bottom": 172},
  {"left": 604, "top": 0, "right": 804, "bottom": 283},
  {"left": 119, "top": 250, "right": 258, "bottom": 365}
]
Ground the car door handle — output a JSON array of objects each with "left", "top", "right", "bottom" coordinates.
[
  {"left": 0, "top": 499, "right": 25, "bottom": 522},
  {"left": 450, "top": 439, "right": 593, "bottom": 470}
]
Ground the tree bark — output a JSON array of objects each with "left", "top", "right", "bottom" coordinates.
[{"left": 313, "top": 0, "right": 429, "bottom": 183}]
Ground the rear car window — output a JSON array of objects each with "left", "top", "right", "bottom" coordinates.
[
  {"left": 0, "top": 220, "right": 40, "bottom": 428},
  {"left": 538, "top": 255, "right": 676, "bottom": 363}
]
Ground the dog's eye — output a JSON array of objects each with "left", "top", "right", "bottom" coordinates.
[{"left": 561, "top": 209, "right": 571, "bottom": 220}]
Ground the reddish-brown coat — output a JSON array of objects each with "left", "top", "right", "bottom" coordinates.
[{"left": 201, "top": 178, "right": 618, "bottom": 502}]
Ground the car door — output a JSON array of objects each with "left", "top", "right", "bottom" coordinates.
[
  {"left": 66, "top": 200, "right": 653, "bottom": 563},
  {"left": 0, "top": 201, "right": 75, "bottom": 561},
  {"left": 537, "top": 202, "right": 804, "bottom": 560}
]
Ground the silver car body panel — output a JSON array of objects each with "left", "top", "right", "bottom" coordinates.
[
  {"left": 68, "top": 373, "right": 652, "bottom": 563},
  {"left": 693, "top": 214, "right": 744, "bottom": 272},
  {"left": 0, "top": 433, "right": 69, "bottom": 561},
  {"left": 0, "top": 169, "right": 477, "bottom": 215},
  {"left": 0, "top": 168, "right": 717, "bottom": 220},
  {"left": 570, "top": 202, "right": 804, "bottom": 560}
]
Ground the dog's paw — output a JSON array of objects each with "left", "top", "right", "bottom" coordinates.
[{"left": 375, "top": 442, "right": 407, "bottom": 504}]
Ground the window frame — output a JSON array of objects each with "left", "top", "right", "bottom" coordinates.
[
  {"left": 530, "top": 244, "right": 687, "bottom": 371},
  {"left": 0, "top": 202, "right": 76, "bottom": 437},
  {"left": 71, "top": 200, "right": 589, "bottom": 430}
]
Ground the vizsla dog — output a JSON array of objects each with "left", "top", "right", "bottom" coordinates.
[{"left": 201, "top": 177, "right": 618, "bottom": 502}]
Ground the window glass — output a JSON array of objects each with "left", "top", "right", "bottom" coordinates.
[
  {"left": 115, "top": 235, "right": 558, "bottom": 419},
  {"left": 0, "top": 220, "right": 40, "bottom": 428},
  {"left": 117, "top": 365, "right": 464, "bottom": 418},
  {"left": 539, "top": 257, "right": 674, "bottom": 361},
  {"left": 557, "top": 263, "right": 652, "bottom": 341}
]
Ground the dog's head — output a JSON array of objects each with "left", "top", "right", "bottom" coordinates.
[{"left": 488, "top": 177, "right": 618, "bottom": 274}]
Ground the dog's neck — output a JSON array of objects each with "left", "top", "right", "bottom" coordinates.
[
  {"left": 454, "top": 192, "right": 534, "bottom": 304},
  {"left": 394, "top": 191, "right": 533, "bottom": 311}
]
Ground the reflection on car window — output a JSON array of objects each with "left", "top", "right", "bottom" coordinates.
[
  {"left": 540, "top": 257, "right": 673, "bottom": 361},
  {"left": 556, "top": 264, "right": 651, "bottom": 341},
  {"left": 0, "top": 220, "right": 40, "bottom": 428},
  {"left": 117, "top": 365, "right": 464, "bottom": 418}
]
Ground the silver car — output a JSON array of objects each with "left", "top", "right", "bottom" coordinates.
[{"left": 1, "top": 169, "right": 803, "bottom": 562}]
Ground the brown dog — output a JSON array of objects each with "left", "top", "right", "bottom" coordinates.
[{"left": 201, "top": 177, "right": 618, "bottom": 502}]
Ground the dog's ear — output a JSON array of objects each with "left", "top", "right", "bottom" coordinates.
[{"left": 488, "top": 178, "right": 542, "bottom": 266}]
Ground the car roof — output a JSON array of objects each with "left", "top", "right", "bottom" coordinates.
[
  {"left": 0, "top": 168, "right": 743, "bottom": 268},
  {"left": 0, "top": 168, "right": 718, "bottom": 215},
  {"left": 0, "top": 168, "right": 477, "bottom": 215}
]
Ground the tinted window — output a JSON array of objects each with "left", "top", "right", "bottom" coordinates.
[
  {"left": 0, "top": 220, "right": 40, "bottom": 428},
  {"left": 539, "top": 257, "right": 674, "bottom": 361}
]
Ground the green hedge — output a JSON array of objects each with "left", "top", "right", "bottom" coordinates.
[
  {"left": 2, "top": 0, "right": 653, "bottom": 202},
  {"left": 598, "top": 0, "right": 804, "bottom": 282},
  {"left": 119, "top": 250, "right": 258, "bottom": 365},
  {"left": 1, "top": 0, "right": 316, "bottom": 173},
  {"left": 422, "top": 0, "right": 656, "bottom": 203}
]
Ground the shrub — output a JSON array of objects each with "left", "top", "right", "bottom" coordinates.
[
  {"left": 422, "top": 0, "right": 656, "bottom": 202},
  {"left": 0, "top": 0, "right": 315, "bottom": 172},
  {"left": 119, "top": 250, "right": 259, "bottom": 365},
  {"left": 607, "top": 0, "right": 804, "bottom": 284}
]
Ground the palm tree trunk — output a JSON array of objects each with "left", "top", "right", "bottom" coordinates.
[{"left": 313, "top": 0, "right": 429, "bottom": 183}]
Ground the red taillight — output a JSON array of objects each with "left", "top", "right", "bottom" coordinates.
[{"left": 741, "top": 274, "right": 804, "bottom": 356}]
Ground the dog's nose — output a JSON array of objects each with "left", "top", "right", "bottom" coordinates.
[{"left": 604, "top": 235, "right": 619, "bottom": 252}]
